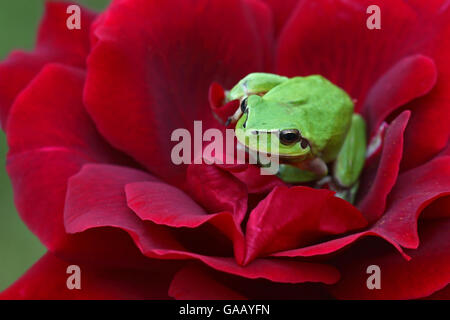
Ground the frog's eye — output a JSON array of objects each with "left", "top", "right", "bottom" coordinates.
[
  {"left": 279, "top": 129, "right": 301, "bottom": 145},
  {"left": 240, "top": 97, "right": 248, "bottom": 113}
]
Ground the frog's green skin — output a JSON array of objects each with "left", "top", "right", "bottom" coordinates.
[{"left": 227, "top": 73, "right": 367, "bottom": 203}]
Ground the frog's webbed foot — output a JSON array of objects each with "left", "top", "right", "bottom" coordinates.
[
  {"left": 318, "top": 178, "right": 359, "bottom": 204},
  {"left": 334, "top": 182, "right": 360, "bottom": 204},
  {"left": 276, "top": 162, "right": 360, "bottom": 204}
]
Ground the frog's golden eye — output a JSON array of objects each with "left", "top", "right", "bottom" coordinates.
[
  {"left": 240, "top": 97, "right": 248, "bottom": 113},
  {"left": 279, "top": 129, "right": 301, "bottom": 145}
]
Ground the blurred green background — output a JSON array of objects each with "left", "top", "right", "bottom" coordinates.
[{"left": 0, "top": 0, "right": 110, "bottom": 292}]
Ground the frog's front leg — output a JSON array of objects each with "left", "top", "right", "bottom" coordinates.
[
  {"left": 277, "top": 158, "right": 328, "bottom": 184},
  {"left": 332, "top": 113, "right": 367, "bottom": 203},
  {"left": 277, "top": 164, "right": 322, "bottom": 183}
]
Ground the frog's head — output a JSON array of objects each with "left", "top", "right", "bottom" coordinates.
[
  {"left": 234, "top": 75, "right": 354, "bottom": 163},
  {"left": 235, "top": 94, "right": 313, "bottom": 160}
]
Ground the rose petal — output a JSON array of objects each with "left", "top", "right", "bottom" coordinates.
[
  {"left": 199, "top": 139, "right": 286, "bottom": 194},
  {"left": 399, "top": 2, "right": 450, "bottom": 170},
  {"left": 4, "top": 64, "right": 153, "bottom": 269},
  {"left": 169, "top": 265, "right": 336, "bottom": 299},
  {"left": 208, "top": 83, "right": 239, "bottom": 124},
  {"left": 261, "top": 0, "right": 301, "bottom": 36},
  {"left": 357, "top": 111, "right": 410, "bottom": 222},
  {"left": 372, "top": 155, "right": 450, "bottom": 249},
  {"left": 272, "top": 154, "right": 450, "bottom": 259},
  {"left": 330, "top": 219, "right": 450, "bottom": 299},
  {"left": 8, "top": 149, "right": 89, "bottom": 249},
  {"left": 186, "top": 164, "right": 248, "bottom": 224},
  {"left": 244, "top": 186, "right": 367, "bottom": 263},
  {"left": 190, "top": 257, "right": 340, "bottom": 285},
  {"left": 6, "top": 64, "right": 123, "bottom": 162},
  {"left": 126, "top": 182, "right": 208, "bottom": 224},
  {"left": 362, "top": 55, "right": 436, "bottom": 133},
  {"left": 421, "top": 196, "right": 450, "bottom": 219},
  {"left": 276, "top": 0, "right": 450, "bottom": 170},
  {"left": 424, "top": 284, "right": 450, "bottom": 300},
  {"left": 270, "top": 230, "right": 408, "bottom": 261},
  {"left": 64, "top": 164, "right": 195, "bottom": 258},
  {"left": 0, "top": 252, "right": 177, "bottom": 300},
  {"left": 169, "top": 264, "right": 247, "bottom": 300},
  {"left": 401, "top": 87, "right": 450, "bottom": 171},
  {"left": 7, "top": 150, "right": 156, "bottom": 270},
  {"left": 5, "top": 64, "right": 129, "bottom": 253},
  {"left": 125, "top": 180, "right": 246, "bottom": 264},
  {"left": 229, "top": 164, "right": 286, "bottom": 194},
  {"left": 0, "top": 2, "right": 96, "bottom": 127},
  {"left": 85, "top": 0, "right": 274, "bottom": 185},
  {"left": 276, "top": 0, "right": 419, "bottom": 109},
  {"left": 439, "top": 143, "right": 450, "bottom": 157},
  {"left": 65, "top": 164, "right": 339, "bottom": 284}
]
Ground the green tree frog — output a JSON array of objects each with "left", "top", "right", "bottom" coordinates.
[{"left": 226, "top": 73, "right": 367, "bottom": 203}]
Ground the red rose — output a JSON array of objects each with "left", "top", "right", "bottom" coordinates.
[{"left": 1, "top": 0, "right": 449, "bottom": 300}]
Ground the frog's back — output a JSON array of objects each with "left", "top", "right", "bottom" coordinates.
[{"left": 263, "top": 75, "right": 354, "bottom": 162}]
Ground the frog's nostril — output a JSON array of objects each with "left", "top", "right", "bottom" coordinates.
[{"left": 300, "top": 138, "right": 310, "bottom": 149}]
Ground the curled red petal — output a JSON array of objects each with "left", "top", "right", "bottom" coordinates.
[
  {"left": 186, "top": 163, "right": 248, "bottom": 224},
  {"left": 421, "top": 196, "right": 450, "bottom": 220},
  {"left": 229, "top": 164, "right": 286, "bottom": 194},
  {"left": 198, "top": 137, "right": 286, "bottom": 194},
  {"left": 362, "top": 55, "right": 436, "bottom": 133},
  {"left": 125, "top": 181, "right": 246, "bottom": 264},
  {"left": 372, "top": 155, "right": 450, "bottom": 249},
  {"left": 208, "top": 84, "right": 240, "bottom": 126},
  {"left": 244, "top": 186, "right": 367, "bottom": 263},
  {"left": 357, "top": 111, "right": 410, "bottom": 222}
]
